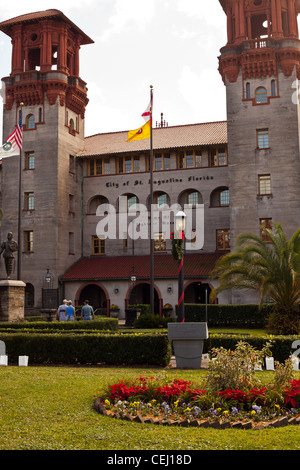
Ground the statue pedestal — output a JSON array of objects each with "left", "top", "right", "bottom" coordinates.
[{"left": 0, "top": 280, "right": 25, "bottom": 322}]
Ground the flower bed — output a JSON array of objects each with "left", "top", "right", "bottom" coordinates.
[{"left": 94, "top": 376, "right": 300, "bottom": 430}]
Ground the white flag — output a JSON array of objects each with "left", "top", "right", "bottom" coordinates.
[{"left": 0, "top": 141, "right": 19, "bottom": 158}]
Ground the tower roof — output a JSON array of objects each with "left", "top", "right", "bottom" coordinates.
[
  {"left": 0, "top": 9, "right": 94, "bottom": 45},
  {"left": 219, "top": 0, "right": 300, "bottom": 15}
]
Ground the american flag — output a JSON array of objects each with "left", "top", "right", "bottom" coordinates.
[{"left": 6, "top": 114, "right": 23, "bottom": 151}]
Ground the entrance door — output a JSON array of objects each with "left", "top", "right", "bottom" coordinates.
[
  {"left": 129, "top": 283, "right": 160, "bottom": 314},
  {"left": 184, "top": 282, "right": 211, "bottom": 304},
  {"left": 78, "top": 284, "right": 107, "bottom": 314}
]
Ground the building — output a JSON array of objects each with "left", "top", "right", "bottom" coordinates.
[{"left": 0, "top": 2, "right": 300, "bottom": 318}]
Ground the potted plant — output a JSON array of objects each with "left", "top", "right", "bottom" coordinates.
[
  {"left": 162, "top": 303, "right": 173, "bottom": 317},
  {"left": 109, "top": 304, "right": 120, "bottom": 318}
]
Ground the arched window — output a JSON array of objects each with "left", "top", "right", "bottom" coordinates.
[
  {"left": 88, "top": 195, "right": 109, "bottom": 214},
  {"left": 210, "top": 187, "right": 229, "bottom": 207},
  {"left": 271, "top": 79, "right": 276, "bottom": 97},
  {"left": 246, "top": 82, "right": 251, "bottom": 99},
  {"left": 255, "top": 87, "right": 267, "bottom": 104},
  {"left": 26, "top": 114, "right": 35, "bottom": 129}
]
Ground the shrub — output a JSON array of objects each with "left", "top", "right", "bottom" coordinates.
[
  {"left": 133, "top": 314, "right": 174, "bottom": 329},
  {"left": 205, "top": 340, "right": 273, "bottom": 391}
]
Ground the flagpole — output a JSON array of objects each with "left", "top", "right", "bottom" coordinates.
[
  {"left": 17, "top": 103, "right": 23, "bottom": 280},
  {"left": 149, "top": 85, "right": 154, "bottom": 315}
]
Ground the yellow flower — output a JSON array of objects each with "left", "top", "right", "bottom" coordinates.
[
  {"left": 151, "top": 399, "right": 156, "bottom": 404},
  {"left": 251, "top": 410, "right": 256, "bottom": 415},
  {"left": 174, "top": 400, "right": 179, "bottom": 408},
  {"left": 275, "top": 404, "right": 280, "bottom": 409},
  {"left": 223, "top": 410, "right": 229, "bottom": 415},
  {"left": 217, "top": 408, "right": 222, "bottom": 412},
  {"left": 104, "top": 399, "right": 110, "bottom": 406}
]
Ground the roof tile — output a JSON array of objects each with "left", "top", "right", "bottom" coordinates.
[{"left": 79, "top": 121, "right": 228, "bottom": 157}]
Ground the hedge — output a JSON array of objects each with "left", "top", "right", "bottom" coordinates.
[
  {"left": 179, "top": 304, "right": 273, "bottom": 327},
  {"left": 0, "top": 332, "right": 171, "bottom": 367},
  {"left": 0, "top": 318, "right": 118, "bottom": 331}
]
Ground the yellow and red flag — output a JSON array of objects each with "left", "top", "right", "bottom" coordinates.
[{"left": 126, "top": 92, "right": 153, "bottom": 142}]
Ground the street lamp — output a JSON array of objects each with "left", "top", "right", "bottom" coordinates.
[{"left": 175, "top": 211, "right": 186, "bottom": 323}]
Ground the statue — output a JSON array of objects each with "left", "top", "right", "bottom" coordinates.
[{"left": 0, "top": 232, "right": 18, "bottom": 279}]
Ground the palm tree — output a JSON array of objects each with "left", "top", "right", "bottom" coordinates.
[{"left": 210, "top": 223, "right": 300, "bottom": 334}]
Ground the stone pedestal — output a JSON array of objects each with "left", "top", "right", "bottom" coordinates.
[
  {"left": 168, "top": 322, "right": 209, "bottom": 369},
  {"left": 0, "top": 280, "right": 26, "bottom": 322}
]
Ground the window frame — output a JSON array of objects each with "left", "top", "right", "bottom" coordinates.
[
  {"left": 24, "top": 192, "right": 35, "bottom": 211},
  {"left": 26, "top": 114, "right": 35, "bottom": 130},
  {"left": 209, "top": 147, "right": 228, "bottom": 167},
  {"left": 88, "top": 157, "right": 111, "bottom": 176},
  {"left": 153, "top": 232, "right": 166, "bottom": 252},
  {"left": 25, "top": 151, "right": 35, "bottom": 170},
  {"left": 177, "top": 149, "right": 202, "bottom": 169},
  {"left": 117, "top": 155, "right": 140, "bottom": 174},
  {"left": 92, "top": 235, "right": 105, "bottom": 255},
  {"left": 216, "top": 229, "right": 230, "bottom": 251},
  {"left": 257, "top": 129, "right": 269, "bottom": 149},
  {"left": 258, "top": 174, "right": 271, "bottom": 195},
  {"left": 260, "top": 218, "right": 272, "bottom": 243},
  {"left": 255, "top": 87, "right": 268, "bottom": 104},
  {"left": 24, "top": 230, "right": 34, "bottom": 253}
]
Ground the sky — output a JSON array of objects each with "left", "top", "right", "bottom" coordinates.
[{"left": 0, "top": 0, "right": 228, "bottom": 141}]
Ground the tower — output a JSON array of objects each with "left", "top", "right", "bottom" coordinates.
[
  {"left": 0, "top": 10, "right": 93, "bottom": 312},
  {"left": 218, "top": 0, "right": 300, "bottom": 247}
]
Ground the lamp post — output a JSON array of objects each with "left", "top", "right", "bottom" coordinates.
[{"left": 175, "top": 211, "right": 186, "bottom": 323}]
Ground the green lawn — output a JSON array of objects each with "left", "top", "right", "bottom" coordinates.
[{"left": 0, "top": 365, "right": 299, "bottom": 451}]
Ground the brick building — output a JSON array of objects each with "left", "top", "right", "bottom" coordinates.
[{"left": 0, "top": 2, "right": 300, "bottom": 318}]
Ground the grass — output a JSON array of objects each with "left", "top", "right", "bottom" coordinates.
[{"left": 0, "top": 365, "right": 299, "bottom": 451}]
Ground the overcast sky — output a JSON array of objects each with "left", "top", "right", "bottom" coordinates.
[{"left": 0, "top": 0, "right": 228, "bottom": 141}]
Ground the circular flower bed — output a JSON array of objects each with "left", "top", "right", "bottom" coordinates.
[{"left": 94, "top": 376, "right": 300, "bottom": 430}]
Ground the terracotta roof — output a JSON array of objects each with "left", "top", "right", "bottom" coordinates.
[
  {"left": 61, "top": 253, "right": 223, "bottom": 281},
  {"left": 0, "top": 10, "right": 94, "bottom": 44},
  {"left": 79, "top": 121, "right": 228, "bottom": 157}
]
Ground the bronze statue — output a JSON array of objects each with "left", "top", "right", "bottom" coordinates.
[{"left": 0, "top": 232, "right": 18, "bottom": 279}]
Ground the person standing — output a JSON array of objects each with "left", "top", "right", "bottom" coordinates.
[
  {"left": 57, "top": 299, "right": 68, "bottom": 321},
  {"left": 81, "top": 300, "right": 95, "bottom": 320},
  {"left": 66, "top": 300, "right": 76, "bottom": 321}
]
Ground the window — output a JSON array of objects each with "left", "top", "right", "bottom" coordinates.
[
  {"left": 188, "top": 191, "right": 199, "bottom": 206},
  {"left": 69, "top": 194, "right": 75, "bottom": 213},
  {"left": 246, "top": 82, "right": 251, "bottom": 99},
  {"left": 216, "top": 229, "right": 230, "bottom": 251},
  {"left": 257, "top": 129, "right": 269, "bottom": 149},
  {"left": 258, "top": 174, "right": 271, "bottom": 195},
  {"left": 25, "top": 152, "right": 35, "bottom": 170},
  {"left": 25, "top": 283, "right": 34, "bottom": 308},
  {"left": 88, "top": 157, "right": 111, "bottom": 176},
  {"left": 271, "top": 79, "right": 276, "bottom": 97},
  {"left": 153, "top": 192, "right": 169, "bottom": 208},
  {"left": 209, "top": 147, "right": 227, "bottom": 166},
  {"left": 24, "top": 231, "right": 34, "bottom": 252},
  {"left": 26, "top": 114, "right": 35, "bottom": 129},
  {"left": 260, "top": 218, "right": 272, "bottom": 243},
  {"left": 255, "top": 87, "right": 268, "bottom": 104},
  {"left": 38, "top": 107, "right": 43, "bottom": 123},
  {"left": 69, "top": 155, "right": 75, "bottom": 173},
  {"left": 210, "top": 187, "right": 229, "bottom": 207},
  {"left": 118, "top": 155, "right": 140, "bottom": 173},
  {"left": 92, "top": 235, "right": 105, "bottom": 255},
  {"left": 88, "top": 196, "right": 109, "bottom": 214},
  {"left": 24, "top": 192, "right": 34, "bottom": 211},
  {"left": 154, "top": 233, "right": 166, "bottom": 252},
  {"left": 127, "top": 195, "right": 137, "bottom": 212},
  {"left": 177, "top": 149, "right": 202, "bottom": 169},
  {"left": 69, "top": 232, "right": 75, "bottom": 254},
  {"left": 220, "top": 189, "right": 229, "bottom": 206}
]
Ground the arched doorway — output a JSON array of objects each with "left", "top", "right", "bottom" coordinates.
[
  {"left": 184, "top": 282, "right": 211, "bottom": 304},
  {"left": 77, "top": 283, "right": 108, "bottom": 315},
  {"left": 128, "top": 282, "right": 161, "bottom": 314}
]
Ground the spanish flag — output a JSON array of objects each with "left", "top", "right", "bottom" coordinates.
[{"left": 126, "top": 119, "right": 151, "bottom": 142}]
